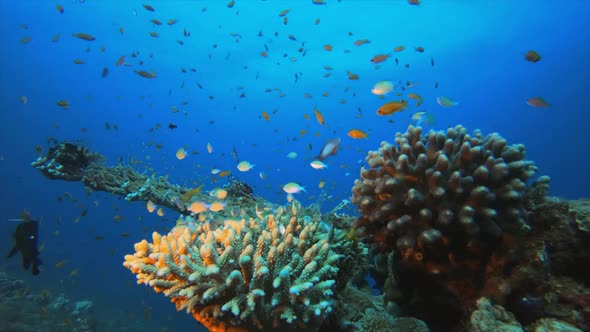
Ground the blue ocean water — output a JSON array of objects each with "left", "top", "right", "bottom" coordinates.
[{"left": 0, "top": 1, "right": 588, "bottom": 331}]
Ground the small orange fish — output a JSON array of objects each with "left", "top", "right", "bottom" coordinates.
[
  {"left": 323, "top": 44, "right": 333, "bottom": 51},
  {"left": 314, "top": 107, "right": 325, "bottom": 126},
  {"left": 143, "top": 4, "right": 155, "bottom": 11},
  {"left": 149, "top": 31, "right": 159, "bottom": 37},
  {"left": 209, "top": 201, "right": 225, "bottom": 212},
  {"left": 346, "top": 71, "right": 359, "bottom": 80},
  {"left": 278, "top": 8, "right": 290, "bottom": 16},
  {"left": 56, "top": 100, "right": 69, "bottom": 109},
  {"left": 408, "top": 0, "right": 420, "bottom": 5},
  {"left": 415, "top": 46, "right": 425, "bottom": 52},
  {"left": 524, "top": 50, "right": 541, "bottom": 63},
  {"left": 370, "top": 54, "right": 390, "bottom": 63},
  {"left": 261, "top": 111, "right": 270, "bottom": 121},
  {"left": 347, "top": 129, "right": 368, "bottom": 139},
  {"left": 526, "top": 96, "right": 549, "bottom": 107},
  {"left": 188, "top": 201, "right": 209, "bottom": 214},
  {"left": 218, "top": 170, "right": 231, "bottom": 177},
  {"left": 377, "top": 100, "right": 408, "bottom": 115},
  {"left": 260, "top": 51, "right": 268, "bottom": 57},
  {"left": 55, "top": 260, "right": 68, "bottom": 268},
  {"left": 116, "top": 55, "right": 125, "bottom": 67},
  {"left": 354, "top": 39, "right": 370, "bottom": 46},
  {"left": 167, "top": 19, "right": 178, "bottom": 25},
  {"left": 393, "top": 45, "right": 405, "bottom": 52},
  {"left": 312, "top": 0, "right": 327, "bottom": 5},
  {"left": 151, "top": 19, "right": 162, "bottom": 25}
]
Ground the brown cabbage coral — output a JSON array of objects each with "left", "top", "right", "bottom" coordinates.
[
  {"left": 351, "top": 125, "right": 549, "bottom": 275},
  {"left": 123, "top": 201, "right": 343, "bottom": 332}
]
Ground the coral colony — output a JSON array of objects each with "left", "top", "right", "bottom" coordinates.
[{"left": 32, "top": 125, "right": 590, "bottom": 332}]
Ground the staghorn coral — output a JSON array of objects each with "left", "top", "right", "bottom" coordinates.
[
  {"left": 123, "top": 201, "right": 344, "bottom": 332},
  {"left": 351, "top": 125, "right": 547, "bottom": 274},
  {"left": 31, "top": 142, "right": 103, "bottom": 181}
]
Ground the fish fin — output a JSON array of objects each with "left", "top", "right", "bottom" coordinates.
[
  {"left": 7, "top": 246, "right": 18, "bottom": 258},
  {"left": 32, "top": 257, "right": 42, "bottom": 275}
]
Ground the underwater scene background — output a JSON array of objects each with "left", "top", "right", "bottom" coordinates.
[{"left": 0, "top": 1, "right": 589, "bottom": 331}]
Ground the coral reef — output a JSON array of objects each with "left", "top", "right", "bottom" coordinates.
[
  {"left": 225, "top": 175, "right": 254, "bottom": 201},
  {"left": 468, "top": 298, "right": 583, "bottom": 332},
  {"left": 123, "top": 201, "right": 346, "bottom": 332},
  {"left": 349, "top": 125, "right": 590, "bottom": 331},
  {"left": 469, "top": 298, "right": 523, "bottom": 332},
  {"left": 31, "top": 142, "right": 103, "bottom": 181},
  {"left": 32, "top": 136, "right": 590, "bottom": 332},
  {"left": 82, "top": 164, "right": 185, "bottom": 210},
  {"left": 352, "top": 125, "right": 546, "bottom": 272},
  {"left": 0, "top": 272, "right": 96, "bottom": 332},
  {"left": 354, "top": 308, "right": 430, "bottom": 332},
  {"left": 31, "top": 141, "right": 199, "bottom": 213}
]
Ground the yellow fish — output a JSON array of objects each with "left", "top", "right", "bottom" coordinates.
[
  {"left": 372, "top": 81, "right": 394, "bottom": 95},
  {"left": 237, "top": 161, "right": 255, "bottom": 172},
  {"left": 407, "top": 93, "right": 423, "bottom": 107},
  {"left": 176, "top": 147, "right": 187, "bottom": 160},
  {"left": 146, "top": 200, "right": 156, "bottom": 213}
]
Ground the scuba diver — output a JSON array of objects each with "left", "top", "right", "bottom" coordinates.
[{"left": 7, "top": 211, "right": 42, "bottom": 275}]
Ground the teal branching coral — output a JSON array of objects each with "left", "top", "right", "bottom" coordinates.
[{"left": 123, "top": 201, "right": 349, "bottom": 332}]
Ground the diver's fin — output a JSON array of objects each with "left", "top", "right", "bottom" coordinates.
[{"left": 7, "top": 246, "right": 18, "bottom": 258}]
